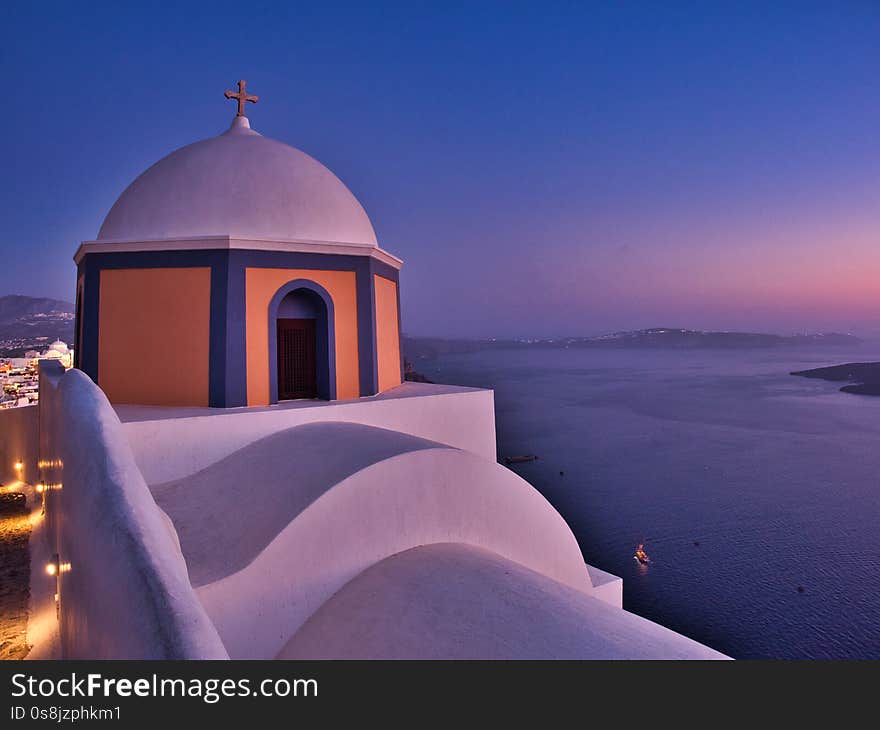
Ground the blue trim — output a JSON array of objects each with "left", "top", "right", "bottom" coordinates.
[
  {"left": 224, "top": 251, "right": 248, "bottom": 407},
  {"left": 395, "top": 269, "right": 404, "bottom": 382},
  {"left": 82, "top": 249, "right": 229, "bottom": 270},
  {"left": 369, "top": 259, "right": 400, "bottom": 282},
  {"left": 267, "top": 279, "right": 336, "bottom": 403},
  {"left": 369, "top": 260, "right": 403, "bottom": 387},
  {"left": 357, "top": 264, "right": 378, "bottom": 395},
  {"left": 73, "top": 279, "right": 84, "bottom": 369},
  {"left": 77, "top": 259, "right": 101, "bottom": 383},
  {"left": 208, "top": 256, "right": 228, "bottom": 406}
]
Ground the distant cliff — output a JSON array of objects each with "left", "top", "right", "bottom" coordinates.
[
  {"left": 404, "top": 328, "right": 861, "bottom": 362},
  {"left": 0, "top": 295, "right": 75, "bottom": 357},
  {"left": 791, "top": 363, "right": 880, "bottom": 396},
  {"left": 403, "top": 357, "right": 433, "bottom": 384},
  {"left": 0, "top": 295, "right": 73, "bottom": 323}
]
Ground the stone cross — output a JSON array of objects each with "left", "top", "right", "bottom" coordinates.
[{"left": 224, "top": 80, "right": 259, "bottom": 117}]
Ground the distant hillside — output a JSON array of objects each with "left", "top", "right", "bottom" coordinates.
[
  {"left": 0, "top": 295, "right": 75, "bottom": 357},
  {"left": 404, "top": 328, "right": 861, "bottom": 361},
  {"left": 0, "top": 295, "right": 73, "bottom": 323}
]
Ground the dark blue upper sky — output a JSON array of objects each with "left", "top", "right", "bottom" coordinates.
[{"left": 2, "top": 1, "right": 878, "bottom": 337}]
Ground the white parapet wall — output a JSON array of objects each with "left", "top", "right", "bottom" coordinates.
[
  {"left": 116, "top": 382, "right": 498, "bottom": 485},
  {"left": 37, "top": 363, "right": 228, "bottom": 659}
]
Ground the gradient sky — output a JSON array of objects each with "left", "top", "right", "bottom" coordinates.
[{"left": 2, "top": 1, "right": 878, "bottom": 337}]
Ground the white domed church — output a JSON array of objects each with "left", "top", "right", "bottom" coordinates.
[
  {"left": 74, "top": 80, "right": 402, "bottom": 408},
  {"left": 15, "top": 82, "right": 725, "bottom": 660}
]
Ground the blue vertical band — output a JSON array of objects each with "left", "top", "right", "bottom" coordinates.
[
  {"left": 224, "top": 251, "right": 248, "bottom": 407},
  {"left": 77, "top": 259, "right": 101, "bottom": 383},
  {"left": 208, "top": 255, "right": 228, "bottom": 407},
  {"left": 357, "top": 260, "right": 378, "bottom": 396}
]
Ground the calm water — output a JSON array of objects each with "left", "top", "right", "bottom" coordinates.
[{"left": 417, "top": 344, "right": 880, "bottom": 659}]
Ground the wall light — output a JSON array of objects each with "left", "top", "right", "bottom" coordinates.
[
  {"left": 14, "top": 461, "right": 23, "bottom": 472},
  {"left": 45, "top": 553, "right": 69, "bottom": 577}
]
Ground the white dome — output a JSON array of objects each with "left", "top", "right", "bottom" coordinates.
[
  {"left": 97, "top": 118, "right": 378, "bottom": 246},
  {"left": 49, "top": 340, "right": 68, "bottom": 353}
]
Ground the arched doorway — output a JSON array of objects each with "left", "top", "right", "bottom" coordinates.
[{"left": 268, "top": 280, "right": 336, "bottom": 402}]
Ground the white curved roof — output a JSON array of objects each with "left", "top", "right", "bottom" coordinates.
[
  {"left": 153, "top": 421, "right": 446, "bottom": 586},
  {"left": 97, "top": 117, "right": 378, "bottom": 246},
  {"left": 278, "top": 543, "right": 729, "bottom": 660},
  {"left": 49, "top": 340, "right": 68, "bottom": 353}
]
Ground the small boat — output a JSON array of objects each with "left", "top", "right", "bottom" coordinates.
[
  {"left": 634, "top": 543, "right": 650, "bottom": 564},
  {"left": 504, "top": 455, "right": 538, "bottom": 465}
]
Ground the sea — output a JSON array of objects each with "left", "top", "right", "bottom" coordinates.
[{"left": 416, "top": 343, "right": 880, "bottom": 659}]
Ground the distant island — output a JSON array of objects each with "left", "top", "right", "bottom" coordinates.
[
  {"left": 791, "top": 363, "right": 880, "bottom": 396},
  {"left": 405, "top": 328, "right": 861, "bottom": 362},
  {"left": 0, "top": 296, "right": 865, "bottom": 368}
]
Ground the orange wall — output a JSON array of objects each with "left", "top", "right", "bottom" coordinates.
[
  {"left": 98, "top": 268, "right": 211, "bottom": 406},
  {"left": 374, "top": 274, "right": 402, "bottom": 392},
  {"left": 246, "top": 268, "right": 359, "bottom": 405}
]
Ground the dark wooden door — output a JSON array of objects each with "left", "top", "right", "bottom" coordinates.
[{"left": 277, "top": 318, "right": 317, "bottom": 400}]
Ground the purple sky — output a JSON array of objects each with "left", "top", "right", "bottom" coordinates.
[{"left": 2, "top": 2, "right": 878, "bottom": 337}]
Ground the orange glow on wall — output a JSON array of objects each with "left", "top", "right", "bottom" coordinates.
[
  {"left": 374, "top": 274, "right": 401, "bottom": 393},
  {"left": 245, "top": 268, "right": 359, "bottom": 405},
  {"left": 98, "top": 268, "right": 211, "bottom": 406}
]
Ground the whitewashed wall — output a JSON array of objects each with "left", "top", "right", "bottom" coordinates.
[
  {"left": 38, "top": 365, "right": 227, "bottom": 659},
  {"left": 118, "top": 384, "right": 497, "bottom": 484}
]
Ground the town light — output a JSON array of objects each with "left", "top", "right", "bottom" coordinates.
[
  {"left": 45, "top": 562, "right": 57, "bottom": 576},
  {"left": 14, "top": 461, "right": 23, "bottom": 471}
]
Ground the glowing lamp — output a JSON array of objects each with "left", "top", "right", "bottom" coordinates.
[
  {"left": 14, "top": 461, "right": 23, "bottom": 471},
  {"left": 46, "top": 553, "right": 66, "bottom": 577}
]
